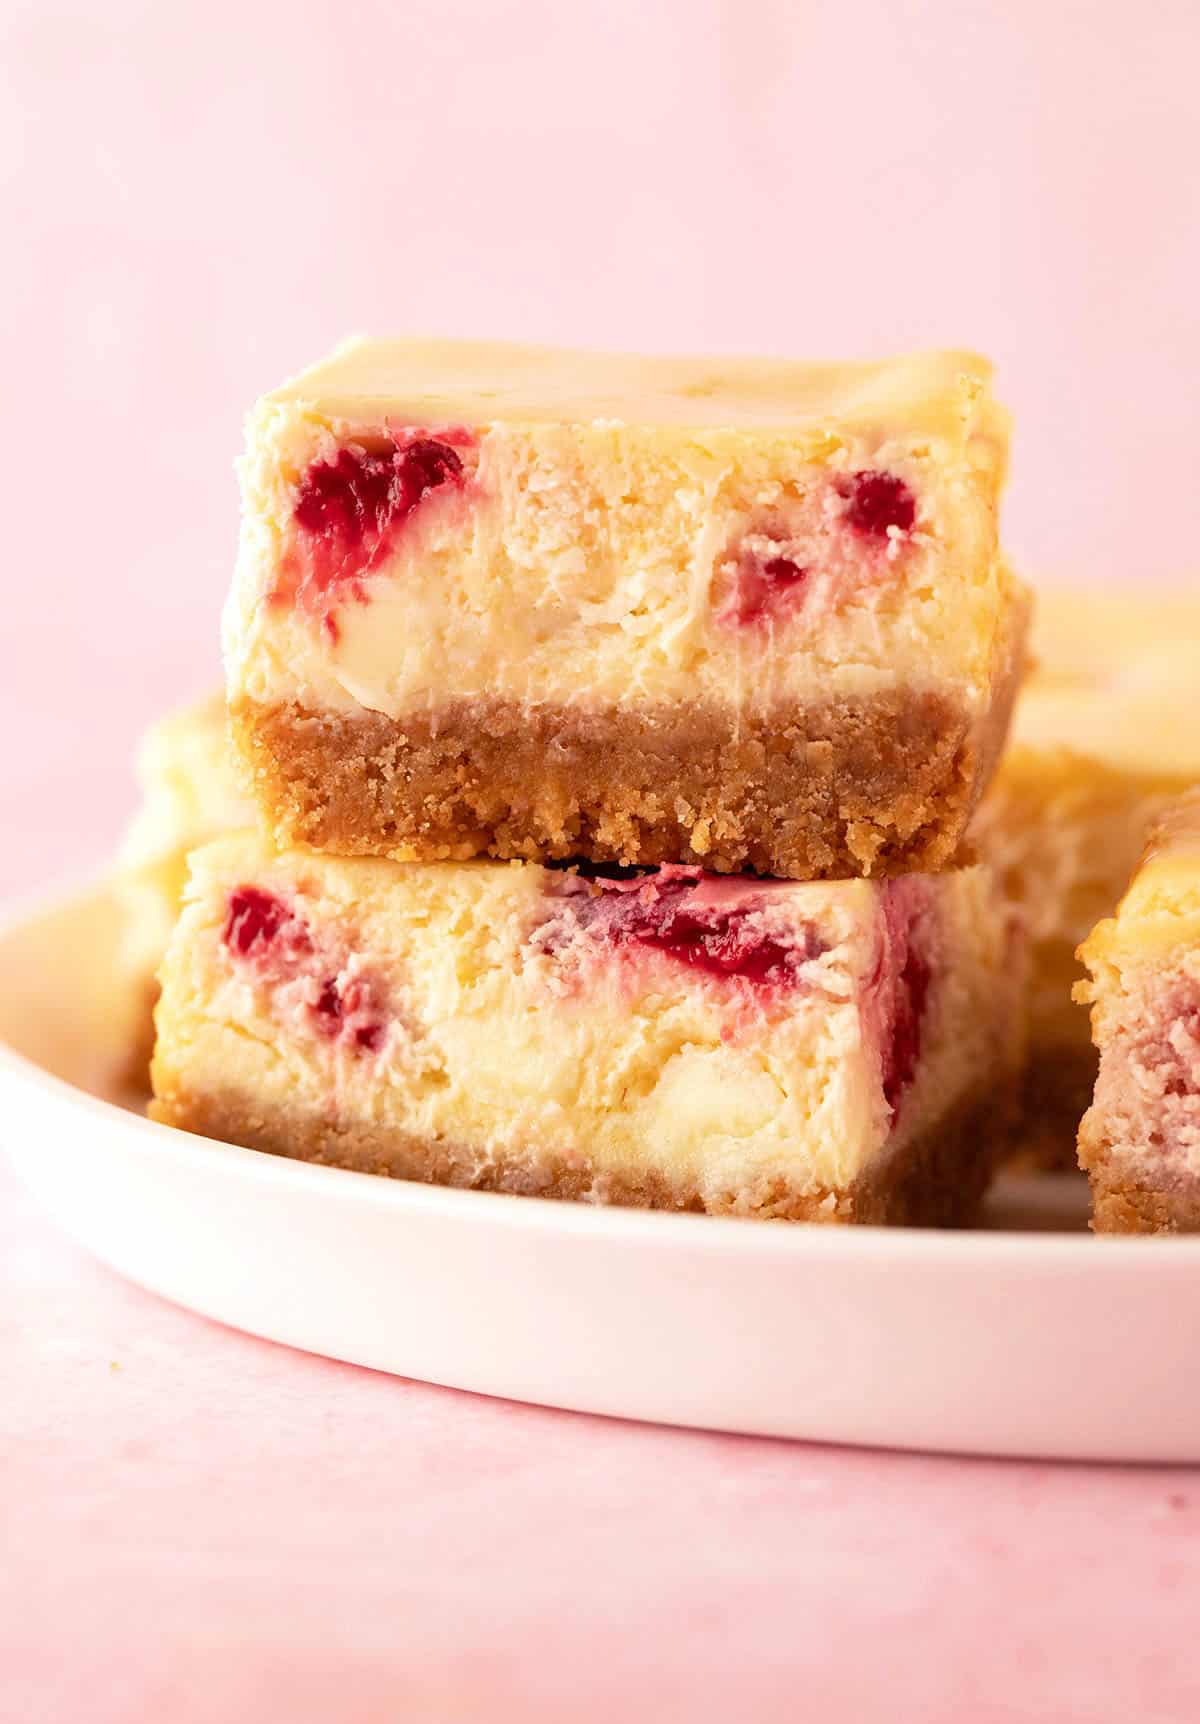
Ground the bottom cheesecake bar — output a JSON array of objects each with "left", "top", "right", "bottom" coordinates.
[
  {"left": 150, "top": 838, "right": 1022, "bottom": 1224},
  {"left": 1077, "top": 793, "right": 1200, "bottom": 1233}
]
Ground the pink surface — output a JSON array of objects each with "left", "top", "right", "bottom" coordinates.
[
  {"left": 5, "top": 1167, "right": 1200, "bottom": 1724},
  {"left": 3, "top": 2, "right": 1200, "bottom": 1716}
]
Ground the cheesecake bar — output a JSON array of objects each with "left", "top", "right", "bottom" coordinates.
[
  {"left": 225, "top": 339, "right": 1025, "bottom": 879},
  {"left": 974, "top": 590, "right": 1200, "bottom": 1167},
  {"left": 1076, "top": 793, "right": 1200, "bottom": 1232},
  {"left": 150, "top": 836, "right": 1024, "bottom": 1224},
  {"left": 116, "top": 691, "right": 254, "bottom": 1072}
]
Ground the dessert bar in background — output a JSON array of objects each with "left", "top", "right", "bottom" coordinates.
[
  {"left": 1076, "top": 792, "right": 1200, "bottom": 1232},
  {"left": 115, "top": 691, "right": 253, "bottom": 1067},
  {"left": 974, "top": 591, "right": 1200, "bottom": 1166},
  {"left": 150, "top": 836, "right": 1024, "bottom": 1225},
  {"left": 225, "top": 339, "right": 1026, "bottom": 879}
]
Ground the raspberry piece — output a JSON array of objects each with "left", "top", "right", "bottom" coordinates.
[
  {"left": 719, "top": 544, "right": 808, "bottom": 627},
  {"left": 310, "top": 973, "right": 385, "bottom": 1053},
  {"left": 641, "top": 912, "right": 798, "bottom": 983},
  {"left": 223, "top": 887, "right": 289, "bottom": 956},
  {"left": 293, "top": 438, "right": 463, "bottom": 553},
  {"left": 881, "top": 942, "right": 931, "bottom": 1112},
  {"left": 840, "top": 470, "right": 916, "bottom": 538},
  {"left": 541, "top": 870, "right": 818, "bottom": 988},
  {"left": 313, "top": 977, "right": 343, "bottom": 1027},
  {"left": 278, "top": 434, "right": 468, "bottom": 634},
  {"left": 870, "top": 884, "right": 933, "bottom": 1121},
  {"left": 620, "top": 885, "right": 800, "bottom": 982},
  {"left": 762, "top": 555, "right": 805, "bottom": 586},
  {"left": 222, "top": 892, "right": 387, "bottom": 1055}
]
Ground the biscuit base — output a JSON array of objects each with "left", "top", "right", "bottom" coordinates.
[
  {"left": 150, "top": 1082, "right": 1007, "bottom": 1227},
  {"left": 231, "top": 686, "right": 1015, "bottom": 879},
  {"left": 1079, "top": 1139, "right": 1200, "bottom": 1234}
]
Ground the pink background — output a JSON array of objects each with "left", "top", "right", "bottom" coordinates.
[
  {"left": 2, "top": 4, "right": 1199, "bottom": 1718},
  {"left": 3, "top": 0, "right": 1199, "bottom": 893}
]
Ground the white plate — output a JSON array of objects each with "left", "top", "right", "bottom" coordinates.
[{"left": 2, "top": 884, "right": 1196, "bottom": 1463}]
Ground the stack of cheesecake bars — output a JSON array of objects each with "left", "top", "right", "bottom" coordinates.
[{"left": 117, "top": 340, "right": 1200, "bottom": 1233}]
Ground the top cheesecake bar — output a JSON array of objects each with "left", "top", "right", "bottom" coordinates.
[{"left": 225, "top": 339, "right": 1026, "bottom": 878}]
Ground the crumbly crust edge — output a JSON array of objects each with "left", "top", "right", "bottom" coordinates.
[
  {"left": 230, "top": 681, "right": 1020, "bottom": 880},
  {"left": 1078, "top": 1132, "right": 1200, "bottom": 1234},
  {"left": 149, "top": 1079, "right": 1010, "bottom": 1228}
]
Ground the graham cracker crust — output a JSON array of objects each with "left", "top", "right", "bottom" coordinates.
[
  {"left": 149, "top": 1081, "right": 1006, "bottom": 1227},
  {"left": 231, "top": 688, "right": 1012, "bottom": 879},
  {"left": 1078, "top": 1137, "right": 1200, "bottom": 1234}
]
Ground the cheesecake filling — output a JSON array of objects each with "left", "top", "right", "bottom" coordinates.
[
  {"left": 221, "top": 884, "right": 390, "bottom": 1056},
  {"left": 1088, "top": 965, "right": 1200, "bottom": 1185},
  {"left": 276, "top": 431, "right": 920, "bottom": 648},
  {"left": 227, "top": 404, "right": 1012, "bottom": 721},
  {"left": 158, "top": 841, "right": 1018, "bottom": 1208}
]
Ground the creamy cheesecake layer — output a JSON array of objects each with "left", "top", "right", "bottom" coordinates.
[
  {"left": 1076, "top": 794, "right": 1200, "bottom": 1232},
  {"left": 115, "top": 692, "right": 254, "bottom": 1025},
  {"left": 150, "top": 837, "right": 1022, "bottom": 1221},
  {"left": 226, "top": 340, "right": 1011, "bottom": 716},
  {"left": 224, "top": 339, "right": 1023, "bottom": 874},
  {"left": 973, "top": 590, "right": 1200, "bottom": 1167}
]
